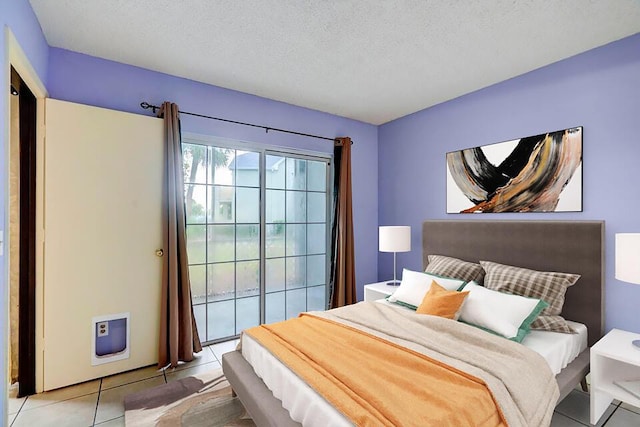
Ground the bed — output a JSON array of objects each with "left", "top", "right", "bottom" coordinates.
[{"left": 222, "top": 220, "right": 604, "bottom": 427}]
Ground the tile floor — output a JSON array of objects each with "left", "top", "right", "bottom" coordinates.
[
  {"left": 7, "top": 338, "right": 640, "bottom": 426},
  {"left": 553, "top": 390, "right": 640, "bottom": 426},
  {"left": 7, "top": 339, "right": 239, "bottom": 427}
]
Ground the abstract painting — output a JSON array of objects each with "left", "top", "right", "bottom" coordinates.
[{"left": 446, "top": 127, "right": 582, "bottom": 213}]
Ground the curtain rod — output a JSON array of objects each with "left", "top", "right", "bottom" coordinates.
[{"left": 140, "top": 102, "right": 346, "bottom": 143}]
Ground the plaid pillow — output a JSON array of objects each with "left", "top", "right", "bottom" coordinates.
[
  {"left": 480, "top": 261, "right": 580, "bottom": 333},
  {"left": 531, "top": 315, "right": 575, "bottom": 334},
  {"left": 426, "top": 255, "right": 485, "bottom": 283}
]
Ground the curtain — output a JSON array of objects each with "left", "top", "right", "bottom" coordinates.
[
  {"left": 157, "top": 102, "right": 202, "bottom": 368},
  {"left": 329, "top": 137, "right": 356, "bottom": 308}
]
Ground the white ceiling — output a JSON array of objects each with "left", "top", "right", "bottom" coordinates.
[{"left": 29, "top": 0, "right": 640, "bottom": 125}]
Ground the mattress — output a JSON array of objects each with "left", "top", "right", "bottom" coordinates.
[
  {"left": 241, "top": 312, "right": 587, "bottom": 427},
  {"left": 521, "top": 320, "right": 587, "bottom": 375}
]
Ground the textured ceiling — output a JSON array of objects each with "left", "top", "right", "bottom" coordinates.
[{"left": 29, "top": 0, "right": 640, "bottom": 125}]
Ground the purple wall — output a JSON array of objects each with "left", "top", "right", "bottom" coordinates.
[
  {"left": 378, "top": 33, "right": 640, "bottom": 334},
  {"left": 47, "top": 48, "right": 379, "bottom": 301},
  {"left": 1, "top": 0, "right": 49, "bottom": 420}
]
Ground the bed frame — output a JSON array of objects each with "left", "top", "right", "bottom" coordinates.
[{"left": 223, "top": 220, "right": 604, "bottom": 427}]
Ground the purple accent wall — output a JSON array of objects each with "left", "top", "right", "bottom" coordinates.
[
  {"left": 1, "top": 0, "right": 49, "bottom": 419},
  {"left": 47, "top": 48, "right": 379, "bottom": 302},
  {"left": 378, "top": 33, "right": 640, "bottom": 334}
]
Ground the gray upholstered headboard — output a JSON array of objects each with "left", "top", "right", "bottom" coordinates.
[{"left": 422, "top": 220, "right": 604, "bottom": 347}]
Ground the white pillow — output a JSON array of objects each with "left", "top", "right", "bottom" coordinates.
[
  {"left": 387, "top": 269, "right": 466, "bottom": 308},
  {"left": 458, "top": 282, "right": 547, "bottom": 342}
]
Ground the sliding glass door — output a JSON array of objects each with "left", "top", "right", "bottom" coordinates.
[
  {"left": 264, "top": 155, "right": 328, "bottom": 323},
  {"left": 183, "top": 138, "right": 329, "bottom": 343}
]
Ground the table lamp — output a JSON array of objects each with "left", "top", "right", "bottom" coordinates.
[
  {"left": 615, "top": 233, "right": 640, "bottom": 349},
  {"left": 379, "top": 226, "right": 411, "bottom": 286}
]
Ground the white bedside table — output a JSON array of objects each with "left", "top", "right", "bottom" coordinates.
[
  {"left": 364, "top": 281, "right": 399, "bottom": 302},
  {"left": 590, "top": 328, "right": 640, "bottom": 424}
]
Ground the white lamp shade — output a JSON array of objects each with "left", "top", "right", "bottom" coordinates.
[
  {"left": 379, "top": 226, "right": 411, "bottom": 253},
  {"left": 615, "top": 233, "right": 640, "bottom": 285}
]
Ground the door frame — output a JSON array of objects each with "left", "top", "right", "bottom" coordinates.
[
  {"left": 11, "top": 65, "right": 37, "bottom": 397},
  {"left": 5, "top": 28, "right": 48, "bottom": 393}
]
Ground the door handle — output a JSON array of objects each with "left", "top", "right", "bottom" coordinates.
[{"left": 155, "top": 249, "right": 164, "bottom": 257}]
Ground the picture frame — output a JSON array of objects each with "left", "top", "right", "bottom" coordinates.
[{"left": 446, "top": 127, "right": 583, "bottom": 213}]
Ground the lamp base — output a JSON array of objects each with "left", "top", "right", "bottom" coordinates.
[
  {"left": 386, "top": 280, "right": 401, "bottom": 286},
  {"left": 633, "top": 340, "right": 640, "bottom": 349}
]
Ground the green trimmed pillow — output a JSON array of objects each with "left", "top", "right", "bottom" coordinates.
[
  {"left": 387, "top": 269, "right": 466, "bottom": 309},
  {"left": 458, "top": 282, "right": 548, "bottom": 343}
]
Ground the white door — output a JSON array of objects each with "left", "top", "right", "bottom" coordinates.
[{"left": 43, "top": 99, "right": 163, "bottom": 390}]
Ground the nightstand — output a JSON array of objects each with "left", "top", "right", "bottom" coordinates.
[
  {"left": 363, "top": 281, "right": 399, "bottom": 302},
  {"left": 590, "top": 329, "right": 640, "bottom": 424}
]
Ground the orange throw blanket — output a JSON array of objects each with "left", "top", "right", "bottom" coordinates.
[{"left": 245, "top": 313, "right": 506, "bottom": 427}]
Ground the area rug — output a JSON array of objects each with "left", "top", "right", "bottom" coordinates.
[{"left": 123, "top": 367, "right": 255, "bottom": 426}]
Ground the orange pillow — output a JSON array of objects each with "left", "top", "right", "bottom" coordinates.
[{"left": 416, "top": 281, "right": 469, "bottom": 320}]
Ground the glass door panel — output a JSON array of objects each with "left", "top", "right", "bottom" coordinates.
[
  {"left": 264, "top": 154, "right": 328, "bottom": 322},
  {"left": 185, "top": 143, "right": 329, "bottom": 344},
  {"left": 185, "top": 144, "right": 262, "bottom": 342}
]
